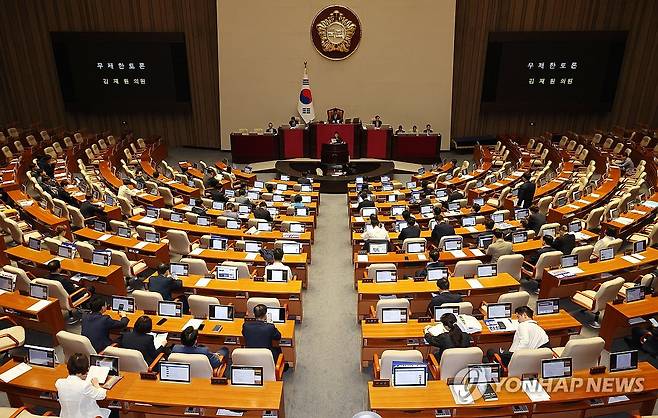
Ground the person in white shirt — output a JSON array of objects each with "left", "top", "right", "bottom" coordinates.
[
  {"left": 489, "top": 306, "right": 549, "bottom": 366},
  {"left": 117, "top": 178, "right": 138, "bottom": 205},
  {"left": 361, "top": 216, "right": 390, "bottom": 241},
  {"left": 264, "top": 248, "right": 293, "bottom": 280},
  {"left": 592, "top": 227, "right": 618, "bottom": 257},
  {"left": 56, "top": 353, "right": 111, "bottom": 418}
]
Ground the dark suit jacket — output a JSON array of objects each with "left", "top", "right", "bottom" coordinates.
[
  {"left": 373, "top": 120, "right": 383, "bottom": 127},
  {"left": 207, "top": 189, "right": 226, "bottom": 202},
  {"left": 253, "top": 207, "right": 273, "bottom": 222},
  {"left": 119, "top": 330, "right": 160, "bottom": 365},
  {"left": 431, "top": 222, "right": 456, "bottom": 244},
  {"left": 80, "top": 201, "right": 103, "bottom": 219},
  {"left": 81, "top": 312, "right": 129, "bottom": 353},
  {"left": 526, "top": 212, "right": 546, "bottom": 234},
  {"left": 448, "top": 191, "right": 465, "bottom": 202},
  {"left": 553, "top": 233, "right": 576, "bottom": 255},
  {"left": 517, "top": 181, "right": 536, "bottom": 208},
  {"left": 529, "top": 246, "right": 554, "bottom": 266},
  {"left": 242, "top": 320, "right": 282, "bottom": 358},
  {"left": 356, "top": 199, "right": 375, "bottom": 211},
  {"left": 398, "top": 225, "right": 421, "bottom": 241},
  {"left": 427, "top": 292, "right": 463, "bottom": 315},
  {"left": 48, "top": 272, "right": 77, "bottom": 295},
  {"left": 424, "top": 331, "right": 472, "bottom": 360},
  {"left": 149, "top": 274, "right": 182, "bottom": 301},
  {"left": 297, "top": 177, "right": 311, "bottom": 185}
]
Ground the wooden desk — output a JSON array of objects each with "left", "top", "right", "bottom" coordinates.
[
  {"left": 184, "top": 249, "right": 309, "bottom": 289},
  {"left": 0, "top": 360, "right": 285, "bottom": 416},
  {"left": 98, "top": 161, "right": 165, "bottom": 208},
  {"left": 368, "top": 362, "right": 658, "bottom": 416},
  {"left": 356, "top": 274, "right": 520, "bottom": 320},
  {"left": 601, "top": 193, "right": 658, "bottom": 237},
  {"left": 440, "top": 164, "right": 492, "bottom": 189},
  {"left": 5, "top": 246, "right": 126, "bottom": 296},
  {"left": 600, "top": 296, "right": 658, "bottom": 350},
  {"left": 411, "top": 162, "right": 455, "bottom": 183},
  {"left": 6, "top": 189, "right": 70, "bottom": 236},
  {"left": 0, "top": 292, "right": 64, "bottom": 343},
  {"left": 360, "top": 310, "right": 581, "bottom": 367},
  {"left": 73, "top": 227, "right": 169, "bottom": 268},
  {"left": 467, "top": 169, "right": 528, "bottom": 202},
  {"left": 539, "top": 247, "right": 658, "bottom": 299},
  {"left": 216, "top": 161, "right": 257, "bottom": 185}
]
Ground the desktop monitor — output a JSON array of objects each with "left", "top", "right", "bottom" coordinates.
[
  {"left": 536, "top": 298, "right": 560, "bottom": 315},
  {"left": 212, "top": 201, "right": 225, "bottom": 210},
  {"left": 282, "top": 242, "right": 302, "bottom": 254},
  {"left": 90, "top": 354, "right": 120, "bottom": 376},
  {"left": 443, "top": 239, "right": 462, "bottom": 251},
  {"left": 117, "top": 227, "right": 132, "bottom": 238},
  {"left": 160, "top": 362, "right": 191, "bottom": 383},
  {"left": 244, "top": 241, "right": 261, "bottom": 253},
  {"left": 25, "top": 345, "right": 55, "bottom": 368},
  {"left": 568, "top": 220, "right": 582, "bottom": 233},
  {"left": 609, "top": 208, "right": 619, "bottom": 220},
  {"left": 254, "top": 180, "right": 264, "bottom": 189},
  {"left": 58, "top": 245, "right": 74, "bottom": 259},
  {"left": 486, "top": 303, "right": 511, "bottom": 319},
  {"left": 462, "top": 216, "right": 476, "bottom": 227},
  {"left": 541, "top": 358, "right": 572, "bottom": 379},
  {"left": 30, "top": 283, "right": 48, "bottom": 300},
  {"left": 231, "top": 365, "right": 264, "bottom": 386},
  {"left": 392, "top": 364, "right": 428, "bottom": 387},
  {"left": 609, "top": 350, "right": 638, "bottom": 372},
  {"left": 355, "top": 176, "right": 364, "bottom": 184},
  {"left": 301, "top": 195, "right": 312, "bottom": 203},
  {"left": 91, "top": 251, "right": 111, "bottom": 267},
  {"left": 145, "top": 232, "right": 160, "bottom": 243},
  {"left": 560, "top": 254, "right": 579, "bottom": 268},
  {"left": 157, "top": 301, "right": 183, "bottom": 317},
  {"left": 267, "top": 207, "right": 279, "bottom": 217},
  {"left": 420, "top": 205, "right": 433, "bottom": 215},
  {"left": 427, "top": 267, "right": 449, "bottom": 281},
  {"left": 196, "top": 216, "right": 210, "bottom": 226},
  {"left": 492, "top": 212, "right": 505, "bottom": 223},
  {"left": 111, "top": 296, "right": 135, "bottom": 313},
  {"left": 634, "top": 240, "right": 647, "bottom": 254},
  {"left": 215, "top": 266, "right": 239, "bottom": 280},
  {"left": 411, "top": 192, "right": 421, "bottom": 201},
  {"left": 448, "top": 202, "right": 461, "bottom": 212},
  {"left": 473, "top": 197, "right": 485, "bottom": 207},
  {"left": 477, "top": 264, "right": 497, "bottom": 278},
  {"left": 572, "top": 191, "right": 582, "bottom": 201},
  {"left": 380, "top": 175, "right": 391, "bottom": 183},
  {"left": 189, "top": 198, "right": 198, "bottom": 207},
  {"left": 295, "top": 207, "right": 309, "bottom": 216},
  {"left": 368, "top": 241, "right": 388, "bottom": 254},
  {"left": 417, "top": 167, "right": 425, "bottom": 175},
  {"left": 435, "top": 189, "right": 448, "bottom": 199},
  {"left": 391, "top": 205, "right": 406, "bottom": 216},
  {"left": 209, "top": 304, "right": 234, "bottom": 321},
  {"left": 238, "top": 205, "right": 250, "bottom": 215},
  {"left": 301, "top": 185, "right": 312, "bottom": 192},
  {"left": 52, "top": 205, "right": 62, "bottom": 218},
  {"left": 406, "top": 181, "right": 417, "bottom": 189},
  {"left": 395, "top": 221, "right": 408, "bottom": 232},
  {"left": 478, "top": 235, "right": 494, "bottom": 249},
  {"left": 209, "top": 237, "right": 228, "bottom": 250},
  {"left": 555, "top": 196, "right": 568, "bottom": 208},
  {"left": 279, "top": 175, "right": 290, "bottom": 181},
  {"left": 375, "top": 270, "right": 397, "bottom": 283},
  {"left": 257, "top": 222, "right": 271, "bottom": 232},
  {"left": 361, "top": 207, "right": 377, "bottom": 217},
  {"left": 542, "top": 227, "right": 556, "bottom": 238},
  {"left": 381, "top": 307, "right": 408, "bottom": 323},
  {"left": 266, "top": 307, "right": 286, "bottom": 323},
  {"left": 170, "top": 212, "right": 184, "bottom": 222},
  {"left": 289, "top": 223, "right": 305, "bottom": 233},
  {"left": 105, "top": 195, "right": 115, "bottom": 206},
  {"left": 434, "top": 306, "right": 460, "bottom": 321},
  {"left": 626, "top": 286, "right": 644, "bottom": 303},
  {"left": 266, "top": 269, "right": 289, "bottom": 283},
  {"left": 170, "top": 263, "right": 189, "bottom": 277},
  {"left": 599, "top": 247, "right": 615, "bottom": 261},
  {"left": 28, "top": 237, "right": 41, "bottom": 251},
  {"left": 0, "top": 272, "right": 15, "bottom": 293},
  {"left": 247, "top": 191, "right": 259, "bottom": 200},
  {"left": 226, "top": 219, "right": 240, "bottom": 229},
  {"left": 515, "top": 208, "right": 529, "bottom": 220},
  {"left": 512, "top": 231, "right": 528, "bottom": 244},
  {"left": 93, "top": 220, "right": 106, "bottom": 232},
  {"left": 272, "top": 194, "right": 284, "bottom": 202},
  {"left": 387, "top": 194, "right": 397, "bottom": 202},
  {"left": 467, "top": 363, "right": 500, "bottom": 384},
  {"left": 276, "top": 183, "right": 288, "bottom": 191},
  {"left": 187, "top": 180, "right": 195, "bottom": 188},
  {"left": 406, "top": 242, "right": 425, "bottom": 254},
  {"left": 146, "top": 207, "right": 159, "bottom": 219}
]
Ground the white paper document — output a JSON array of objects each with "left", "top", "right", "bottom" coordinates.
[
  {"left": 140, "top": 217, "right": 156, "bottom": 224},
  {"left": 567, "top": 204, "right": 581, "bottom": 209},
  {"left": 426, "top": 323, "right": 447, "bottom": 336},
  {"left": 354, "top": 216, "right": 364, "bottom": 223},
  {"left": 450, "top": 250, "right": 467, "bottom": 258},
  {"left": 357, "top": 254, "right": 368, "bottom": 263},
  {"left": 189, "top": 247, "right": 204, "bottom": 256},
  {"left": 244, "top": 252, "right": 257, "bottom": 261},
  {"left": 0, "top": 363, "right": 31, "bottom": 383},
  {"left": 86, "top": 365, "right": 110, "bottom": 384},
  {"left": 614, "top": 217, "right": 634, "bottom": 225},
  {"left": 470, "top": 249, "right": 484, "bottom": 257},
  {"left": 631, "top": 210, "right": 647, "bottom": 215},
  {"left": 417, "top": 254, "right": 427, "bottom": 261},
  {"left": 607, "top": 395, "right": 630, "bottom": 404},
  {"left": 181, "top": 319, "right": 204, "bottom": 331},
  {"left": 133, "top": 242, "right": 148, "bottom": 250},
  {"left": 98, "top": 234, "right": 112, "bottom": 241},
  {"left": 148, "top": 332, "right": 168, "bottom": 349},
  {"left": 621, "top": 255, "right": 642, "bottom": 264},
  {"left": 27, "top": 300, "right": 51, "bottom": 312},
  {"left": 643, "top": 200, "right": 658, "bottom": 208},
  {"left": 591, "top": 193, "right": 600, "bottom": 198},
  {"left": 216, "top": 409, "right": 244, "bottom": 417},
  {"left": 465, "top": 226, "right": 479, "bottom": 233},
  {"left": 522, "top": 380, "right": 550, "bottom": 402},
  {"left": 465, "top": 278, "right": 483, "bottom": 289},
  {"left": 195, "top": 278, "right": 211, "bottom": 287}
]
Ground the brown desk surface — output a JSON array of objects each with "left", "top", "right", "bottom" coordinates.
[
  {"left": 186, "top": 248, "right": 307, "bottom": 265},
  {"left": 154, "top": 275, "right": 303, "bottom": 295},
  {"left": 354, "top": 249, "right": 486, "bottom": 265},
  {"left": 0, "top": 292, "right": 59, "bottom": 314},
  {"left": 0, "top": 360, "right": 283, "bottom": 411},
  {"left": 440, "top": 165, "right": 492, "bottom": 188},
  {"left": 73, "top": 227, "right": 166, "bottom": 254},
  {"left": 368, "top": 362, "right": 658, "bottom": 410},
  {"left": 357, "top": 273, "right": 519, "bottom": 295},
  {"left": 6, "top": 190, "right": 67, "bottom": 227},
  {"left": 174, "top": 204, "right": 316, "bottom": 224},
  {"left": 602, "top": 193, "right": 658, "bottom": 233},
  {"left": 545, "top": 247, "right": 658, "bottom": 279}
]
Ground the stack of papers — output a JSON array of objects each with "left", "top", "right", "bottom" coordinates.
[
  {"left": 464, "top": 226, "right": 479, "bottom": 233},
  {"left": 591, "top": 193, "right": 600, "bottom": 198},
  {"left": 181, "top": 319, "right": 203, "bottom": 331},
  {"left": 140, "top": 217, "right": 156, "bottom": 224},
  {"left": 27, "top": 300, "right": 51, "bottom": 312},
  {"left": 189, "top": 248, "right": 204, "bottom": 256},
  {"left": 450, "top": 250, "right": 467, "bottom": 258},
  {"left": 631, "top": 210, "right": 647, "bottom": 215},
  {"left": 282, "top": 233, "right": 301, "bottom": 239},
  {"left": 567, "top": 204, "right": 581, "bottom": 209},
  {"left": 195, "top": 278, "right": 211, "bottom": 287},
  {"left": 86, "top": 365, "right": 110, "bottom": 384},
  {"left": 148, "top": 332, "right": 169, "bottom": 349},
  {"left": 133, "top": 242, "right": 148, "bottom": 250},
  {"left": 0, "top": 363, "right": 31, "bottom": 383},
  {"left": 425, "top": 323, "right": 447, "bottom": 336},
  {"left": 621, "top": 255, "right": 642, "bottom": 264},
  {"left": 244, "top": 253, "right": 258, "bottom": 261},
  {"left": 98, "top": 234, "right": 112, "bottom": 241},
  {"left": 357, "top": 254, "right": 369, "bottom": 263},
  {"left": 465, "top": 278, "right": 483, "bottom": 289},
  {"left": 470, "top": 249, "right": 484, "bottom": 257},
  {"left": 574, "top": 232, "right": 591, "bottom": 241},
  {"left": 523, "top": 380, "right": 550, "bottom": 402},
  {"left": 614, "top": 217, "right": 634, "bottom": 225}
]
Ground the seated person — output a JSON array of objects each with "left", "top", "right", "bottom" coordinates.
[
  {"left": 627, "top": 322, "right": 658, "bottom": 356},
  {"left": 222, "top": 203, "right": 240, "bottom": 220},
  {"left": 395, "top": 125, "right": 405, "bottom": 134},
  {"left": 117, "top": 178, "right": 138, "bottom": 204},
  {"left": 206, "top": 178, "right": 227, "bottom": 202},
  {"left": 398, "top": 216, "right": 421, "bottom": 241},
  {"left": 234, "top": 189, "right": 251, "bottom": 205},
  {"left": 291, "top": 194, "right": 305, "bottom": 209},
  {"left": 431, "top": 215, "right": 455, "bottom": 245},
  {"left": 617, "top": 153, "right": 635, "bottom": 174},
  {"left": 482, "top": 218, "right": 496, "bottom": 233},
  {"left": 265, "top": 183, "right": 275, "bottom": 194},
  {"left": 329, "top": 112, "right": 343, "bottom": 124},
  {"left": 82, "top": 295, "right": 128, "bottom": 353},
  {"left": 372, "top": 115, "right": 383, "bottom": 128},
  {"left": 56, "top": 353, "right": 111, "bottom": 418},
  {"left": 242, "top": 304, "right": 282, "bottom": 361},
  {"left": 149, "top": 263, "right": 182, "bottom": 301},
  {"left": 361, "top": 215, "right": 390, "bottom": 241},
  {"left": 49, "top": 225, "right": 69, "bottom": 242},
  {"left": 427, "top": 278, "right": 462, "bottom": 315},
  {"left": 79, "top": 194, "right": 106, "bottom": 220},
  {"left": 47, "top": 259, "right": 78, "bottom": 295},
  {"left": 417, "top": 250, "right": 445, "bottom": 277},
  {"left": 424, "top": 312, "right": 472, "bottom": 360},
  {"left": 525, "top": 205, "right": 546, "bottom": 234},
  {"left": 411, "top": 125, "right": 418, "bottom": 133},
  {"left": 172, "top": 326, "right": 224, "bottom": 368},
  {"left": 529, "top": 235, "right": 555, "bottom": 266},
  {"left": 488, "top": 306, "right": 549, "bottom": 366},
  {"left": 471, "top": 202, "right": 481, "bottom": 214},
  {"left": 593, "top": 227, "right": 618, "bottom": 256},
  {"left": 330, "top": 132, "right": 344, "bottom": 144},
  {"left": 289, "top": 116, "right": 298, "bottom": 127},
  {"left": 253, "top": 201, "right": 273, "bottom": 222},
  {"left": 356, "top": 191, "right": 375, "bottom": 211},
  {"left": 447, "top": 185, "right": 464, "bottom": 202},
  {"left": 297, "top": 172, "right": 312, "bottom": 185},
  {"left": 266, "top": 122, "right": 277, "bottom": 133},
  {"left": 423, "top": 124, "right": 433, "bottom": 134},
  {"left": 552, "top": 225, "right": 575, "bottom": 255},
  {"left": 119, "top": 315, "right": 165, "bottom": 365},
  {"left": 265, "top": 248, "right": 293, "bottom": 280},
  {"left": 486, "top": 229, "right": 513, "bottom": 263}
]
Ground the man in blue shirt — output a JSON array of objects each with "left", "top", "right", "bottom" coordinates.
[{"left": 172, "top": 326, "right": 226, "bottom": 368}]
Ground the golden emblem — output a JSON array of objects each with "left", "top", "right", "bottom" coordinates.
[{"left": 315, "top": 10, "right": 357, "bottom": 53}]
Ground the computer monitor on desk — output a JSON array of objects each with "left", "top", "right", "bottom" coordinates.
[
  {"left": 435, "top": 189, "right": 448, "bottom": 199},
  {"left": 226, "top": 219, "right": 241, "bottom": 229},
  {"left": 0, "top": 272, "right": 15, "bottom": 293},
  {"left": 170, "top": 212, "right": 184, "bottom": 222},
  {"left": 381, "top": 307, "right": 408, "bottom": 323},
  {"left": 266, "top": 269, "right": 289, "bottom": 283},
  {"left": 361, "top": 207, "right": 377, "bottom": 217},
  {"left": 609, "top": 350, "right": 638, "bottom": 372},
  {"left": 209, "top": 304, "right": 234, "bottom": 321},
  {"left": 391, "top": 205, "right": 405, "bottom": 216},
  {"left": 634, "top": 240, "right": 647, "bottom": 254},
  {"left": 289, "top": 223, "right": 305, "bottom": 233},
  {"left": 282, "top": 242, "right": 302, "bottom": 254},
  {"left": 512, "top": 231, "right": 528, "bottom": 244},
  {"left": 478, "top": 235, "right": 494, "bottom": 249},
  {"left": 93, "top": 220, "right": 106, "bottom": 232},
  {"left": 568, "top": 220, "right": 582, "bottom": 233},
  {"left": 209, "top": 237, "right": 228, "bottom": 250},
  {"left": 541, "top": 358, "right": 572, "bottom": 379},
  {"left": 245, "top": 241, "right": 261, "bottom": 253},
  {"left": 392, "top": 364, "right": 427, "bottom": 387},
  {"left": 160, "top": 362, "right": 191, "bottom": 383},
  {"left": 170, "top": 263, "right": 189, "bottom": 277},
  {"left": 486, "top": 303, "right": 511, "bottom": 319},
  {"left": 515, "top": 208, "right": 529, "bottom": 220},
  {"left": 406, "top": 241, "right": 425, "bottom": 254},
  {"left": 462, "top": 216, "right": 476, "bottom": 227},
  {"left": 30, "top": 283, "right": 48, "bottom": 300},
  {"left": 599, "top": 247, "right": 614, "bottom": 262},
  {"left": 111, "top": 296, "right": 135, "bottom": 313},
  {"left": 58, "top": 245, "right": 74, "bottom": 259},
  {"left": 91, "top": 251, "right": 111, "bottom": 267},
  {"left": 231, "top": 365, "right": 264, "bottom": 386},
  {"left": 626, "top": 286, "right": 644, "bottom": 302},
  {"left": 26, "top": 345, "right": 55, "bottom": 368},
  {"left": 560, "top": 254, "right": 579, "bottom": 268},
  {"left": 434, "top": 306, "right": 459, "bottom": 321},
  {"left": 90, "top": 354, "right": 120, "bottom": 376},
  {"left": 491, "top": 212, "right": 505, "bottom": 223},
  {"left": 395, "top": 221, "right": 408, "bottom": 232},
  {"left": 477, "top": 264, "right": 497, "bottom": 278},
  {"left": 266, "top": 307, "right": 286, "bottom": 323},
  {"left": 27, "top": 237, "right": 41, "bottom": 251},
  {"left": 427, "top": 267, "right": 449, "bottom": 281},
  {"left": 368, "top": 241, "right": 388, "bottom": 255},
  {"left": 375, "top": 270, "right": 397, "bottom": 283},
  {"left": 443, "top": 239, "right": 462, "bottom": 251},
  {"left": 158, "top": 301, "right": 183, "bottom": 318},
  {"left": 536, "top": 298, "right": 559, "bottom": 315},
  {"left": 117, "top": 227, "right": 131, "bottom": 238}
]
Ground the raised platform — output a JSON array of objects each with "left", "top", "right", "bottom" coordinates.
[{"left": 250, "top": 158, "right": 421, "bottom": 174}]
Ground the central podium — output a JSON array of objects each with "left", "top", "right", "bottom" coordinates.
[
  {"left": 310, "top": 122, "right": 360, "bottom": 158},
  {"left": 321, "top": 142, "right": 349, "bottom": 165}
]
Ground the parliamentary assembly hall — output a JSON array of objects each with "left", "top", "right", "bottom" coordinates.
[{"left": 1, "top": 0, "right": 658, "bottom": 417}]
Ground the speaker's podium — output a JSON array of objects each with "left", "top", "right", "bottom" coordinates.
[{"left": 321, "top": 142, "right": 349, "bottom": 165}]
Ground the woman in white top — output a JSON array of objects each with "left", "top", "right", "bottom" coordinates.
[
  {"left": 117, "top": 178, "right": 138, "bottom": 205},
  {"left": 361, "top": 216, "right": 390, "bottom": 241},
  {"left": 56, "top": 353, "right": 111, "bottom": 418}
]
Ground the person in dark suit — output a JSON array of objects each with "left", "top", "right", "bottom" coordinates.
[
  {"left": 517, "top": 173, "right": 536, "bottom": 208},
  {"left": 427, "top": 279, "right": 463, "bottom": 315},
  {"left": 79, "top": 195, "right": 105, "bottom": 219},
  {"left": 329, "top": 112, "right": 343, "bottom": 124},
  {"left": 119, "top": 316, "right": 163, "bottom": 365},
  {"left": 423, "top": 124, "right": 433, "bottom": 134},
  {"left": 206, "top": 178, "right": 226, "bottom": 202},
  {"left": 395, "top": 125, "right": 404, "bottom": 134},
  {"left": 242, "top": 304, "right": 282, "bottom": 360},
  {"left": 398, "top": 216, "right": 421, "bottom": 241},
  {"left": 265, "top": 122, "right": 277, "bottom": 134},
  {"left": 172, "top": 326, "right": 223, "bottom": 368},
  {"left": 525, "top": 205, "right": 546, "bottom": 234},
  {"left": 528, "top": 235, "right": 555, "bottom": 266},
  {"left": 424, "top": 313, "right": 472, "bottom": 360},
  {"left": 289, "top": 117, "right": 298, "bottom": 127},
  {"left": 372, "top": 115, "right": 383, "bottom": 128},
  {"left": 81, "top": 295, "right": 128, "bottom": 353},
  {"left": 431, "top": 215, "right": 456, "bottom": 245},
  {"left": 253, "top": 201, "right": 273, "bottom": 222},
  {"left": 628, "top": 322, "right": 658, "bottom": 356},
  {"left": 356, "top": 191, "right": 375, "bottom": 211},
  {"left": 417, "top": 250, "right": 446, "bottom": 277},
  {"left": 149, "top": 263, "right": 182, "bottom": 301},
  {"left": 447, "top": 185, "right": 464, "bottom": 202},
  {"left": 297, "top": 172, "right": 312, "bottom": 185},
  {"left": 552, "top": 225, "right": 576, "bottom": 255},
  {"left": 46, "top": 259, "right": 78, "bottom": 295}
]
